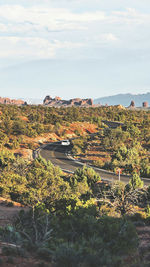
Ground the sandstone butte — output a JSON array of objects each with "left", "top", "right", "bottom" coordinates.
[
  {"left": 0, "top": 97, "right": 27, "bottom": 106},
  {"left": 43, "top": 96, "right": 94, "bottom": 107}
]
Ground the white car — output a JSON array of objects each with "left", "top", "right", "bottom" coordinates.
[{"left": 61, "top": 140, "right": 70, "bottom": 146}]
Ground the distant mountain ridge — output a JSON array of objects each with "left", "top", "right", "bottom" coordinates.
[{"left": 94, "top": 93, "right": 150, "bottom": 107}]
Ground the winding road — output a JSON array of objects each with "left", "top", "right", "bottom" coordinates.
[{"left": 40, "top": 142, "right": 150, "bottom": 185}]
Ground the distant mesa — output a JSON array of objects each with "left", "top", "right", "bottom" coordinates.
[
  {"left": 43, "top": 96, "right": 93, "bottom": 107},
  {"left": 0, "top": 97, "right": 27, "bottom": 106}
]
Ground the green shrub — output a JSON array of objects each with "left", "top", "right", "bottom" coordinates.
[
  {"left": 82, "top": 254, "right": 101, "bottom": 267},
  {"left": 6, "top": 201, "right": 14, "bottom": 207},
  {"left": 72, "top": 145, "right": 82, "bottom": 155},
  {"left": 37, "top": 262, "right": 49, "bottom": 267},
  {"left": 6, "top": 256, "right": 15, "bottom": 264},
  {"left": 2, "top": 246, "right": 18, "bottom": 256},
  {"left": 2, "top": 246, "right": 26, "bottom": 258},
  {"left": 93, "top": 159, "right": 104, "bottom": 168},
  {"left": 37, "top": 248, "right": 52, "bottom": 261},
  {"left": 129, "top": 173, "right": 144, "bottom": 190},
  {"left": 54, "top": 245, "right": 80, "bottom": 267},
  {"left": 0, "top": 258, "right": 3, "bottom": 265}
]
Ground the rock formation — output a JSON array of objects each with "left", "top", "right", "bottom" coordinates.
[
  {"left": 129, "top": 100, "right": 135, "bottom": 108},
  {"left": 43, "top": 96, "right": 93, "bottom": 107},
  {"left": 55, "top": 96, "right": 62, "bottom": 101},
  {"left": 43, "top": 96, "right": 52, "bottom": 105},
  {"left": 142, "top": 102, "right": 148, "bottom": 108},
  {"left": 0, "top": 97, "right": 26, "bottom": 106}
]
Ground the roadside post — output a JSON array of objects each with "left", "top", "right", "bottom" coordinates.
[{"left": 116, "top": 168, "right": 122, "bottom": 182}]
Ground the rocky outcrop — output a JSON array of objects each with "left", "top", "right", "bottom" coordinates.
[
  {"left": 43, "top": 96, "right": 93, "bottom": 107},
  {"left": 43, "top": 96, "right": 52, "bottom": 105},
  {"left": 0, "top": 97, "right": 27, "bottom": 106},
  {"left": 143, "top": 102, "right": 148, "bottom": 108},
  {"left": 129, "top": 100, "right": 135, "bottom": 108},
  {"left": 55, "top": 96, "right": 62, "bottom": 101},
  {"left": 128, "top": 100, "right": 149, "bottom": 108}
]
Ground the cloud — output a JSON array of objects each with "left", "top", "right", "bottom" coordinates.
[
  {"left": 112, "top": 8, "right": 150, "bottom": 25},
  {"left": 0, "top": 3, "right": 149, "bottom": 61},
  {"left": 86, "top": 33, "right": 119, "bottom": 48},
  {"left": 0, "top": 36, "right": 83, "bottom": 59},
  {"left": 0, "top": 5, "right": 106, "bottom": 32},
  {"left": 0, "top": 5, "right": 149, "bottom": 37},
  {"left": 0, "top": 23, "right": 8, "bottom": 32},
  {"left": 98, "top": 33, "right": 118, "bottom": 43}
]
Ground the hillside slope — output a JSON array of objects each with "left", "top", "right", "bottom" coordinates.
[{"left": 94, "top": 92, "right": 150, "bottom": 107}]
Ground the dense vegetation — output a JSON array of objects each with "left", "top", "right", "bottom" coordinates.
[
  {"left": 71, "top": 111, "right": 150, "bottom": 178},
  {"left": 0, "top": 154, "right": 150, "bottom": 266},
  {"left": 0, "top": 104, "right": 149, "bottom": 266},
  {"left": 0, "top": 103, "right": 149, "bottom": 140}
]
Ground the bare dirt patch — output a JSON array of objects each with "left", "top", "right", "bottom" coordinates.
[
  {"left": 0, "top": 198, "right": 28, "bottom": 227},
  {"left": 0, "top": 254, "right": 52, "bottom": 267},
  {"left": 137, "top": 226, "right": 150, "bottom": 264}
]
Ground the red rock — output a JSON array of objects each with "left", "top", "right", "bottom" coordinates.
[
  {"left": 43, "top": 95, "right": 52, "bottom": 105},
  {"left": 143, "top": 102, "right": 148, "bottom": 108},
  {"left": 0, "top": 97, "right": 26, "bottom": 106},
  {"left": 129, "top": 100, "right": 135, "bottom": 108},
  {"left": 43, "top": 96, "right": 93, "bottom": 107},
  {"left": 55, "top": 96, "right": 62, "bottom": 101}
]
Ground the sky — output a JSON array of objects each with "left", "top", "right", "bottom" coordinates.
[{"left": 0, "top": 0, "right": 150, "bottom": 100}]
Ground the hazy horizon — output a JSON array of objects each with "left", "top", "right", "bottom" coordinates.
[{"left": 1, "top": 91, "right": 150, "bottom": 104}]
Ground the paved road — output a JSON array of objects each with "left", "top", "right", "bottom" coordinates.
[{"left": 40, "top": 142, "right": 150, "bottom": 185}]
